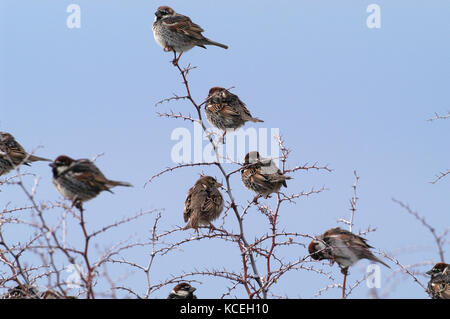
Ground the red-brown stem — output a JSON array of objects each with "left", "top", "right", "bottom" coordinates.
[
  {"left": 238, "top": 240, "right": 252, "bottom": 298},
  {"left": 172, "top": 59, "right": 266, "bottom": 298},
  {"left": 78, "top": 207, "right": 95, "bottom": 299},
  {"left": 266, "top": 194, "right": 281, "bottom": 284}
]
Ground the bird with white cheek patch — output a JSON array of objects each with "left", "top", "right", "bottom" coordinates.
[
  {"left": 50, "top": 155, "right": 132, "bottom": 210},
  {"left": 168, "top": 283, "right": 197, "bottom": 299}
]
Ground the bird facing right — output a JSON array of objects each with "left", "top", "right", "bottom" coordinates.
[
  {"left": 426, "top": 263, "right": 450, "bottom": 299},
  {"left": 50, "top": 155, "right": 132, "bottom": 209},
  {"left": 308, "top": 227, "right": 390, "bottom": 274},
  {"left": 183, "top": 175, "right": 224, "bottom": 231},
  {"left": 167, "top": 283, "right": 197, "bottom": 299},
  {"left": 0, "top": 132, "right": 50, "bottom": 176}
]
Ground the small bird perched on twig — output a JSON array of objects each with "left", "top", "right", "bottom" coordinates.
[
  {"left": 152, "top": 6, "right": 228, "bottom": 65},
  {"left": 426, "top": 263, "right": 450, "bottom": 299},
  {"left": 168, "top": 283, "right": 197, "bottom": 299},
  {"left": 50, "top": 155, "right": 132, "bottom": 210},
  {"left": 0, "top": 285, "right": 40, "bottom": 299},
  {"left": 241, "top": 151, "right": 291, "bottom": 202},
  {"left": 0, "top": 132, "right": 50, "bottom": 176},
  {"left": 308, "top": 227, "right": 390, "bottom": 274},
  {"left": 205, "top": 87, "right": 263, "bottom": 142},
  {"left": 183, "top": 175, "right": 224, "bottom": 231},
  {"left": 0, "top": 285, "right": 75, "bottom": 299}
]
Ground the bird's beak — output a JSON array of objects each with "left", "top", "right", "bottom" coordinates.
[
  {"left": 49, "top": 162, "right": 55, "bottom": 168},
  {"left": 155, "top": 11, "right": 162, "bottom": 18},
  {"left": 426, "top": 270, "right": 433, "bottom": 276},
  {"left": 190, "top": 287, "right": 197, "bottom": 292}
]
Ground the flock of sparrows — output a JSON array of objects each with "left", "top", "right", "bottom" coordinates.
[
  {"left": 0, "top": 132, "right": 132, "bottom": 211},
  {"left": 0, "top": 5, "right": 447, "bottom": 299},
  {"left": 153, "top": 5, "right": 448, "bottom": 299}
]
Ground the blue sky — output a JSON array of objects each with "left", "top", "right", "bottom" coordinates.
[{"left": 1, "top": 0, "right": 449, "bottom": 298}]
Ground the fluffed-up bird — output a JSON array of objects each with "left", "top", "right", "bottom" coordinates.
[
  {"left": 205, "top": 87, "right": 263, "bottom": 142},
  {"left": 183, "top": 175, "right": 224, "bottom": 231},
  {"left": 241, "top": 151, "right": 291, "bottom": 202}
]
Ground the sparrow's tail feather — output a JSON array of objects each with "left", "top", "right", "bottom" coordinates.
[
  {"left": 205, "top": 39, "right": 228, "bottom": 49},
  {"left": 27, "top": 154, "right": 51, "bottom": 163},
  {"left": 107, "top": 180, "right": 133, "bottom": 188},
  {"left": 281, "top": 177, "right": 292, "bottom": 188},
  {"left": 184, "top": 216, "right": 199, "bottom": 231},
  {"left": 248, "top": 117, "right": 264, "bottom": 123},
  {"left": 369, "top": 255, "right": 391, "bottom": 269}
]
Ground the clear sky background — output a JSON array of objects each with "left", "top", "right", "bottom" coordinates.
[{"left": 1, "top": 0, "right": 449, "bottom": 298}]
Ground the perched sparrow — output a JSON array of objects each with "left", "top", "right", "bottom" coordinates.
[
  {"left": 0, "top": 285, "right": 40, "bottom": 299},
  {"left": 39, "top": 290, "right": 76, "bottom": 299},
  {"left": 183, "top": 175, "right": 224, "bottom": 231},
  {"left": 168, "top": 283, "right": 197, "bottom": 299},
  {"left": 241, "top": 151, "right": 291, "bottom": 201},
  {"left": 205, "top": 87, "right": 263, "bottom": 141},
  {"left": 308, "top": 227, "right": 390, "bottom": 274},
  {"left": 0, "top": 285, "right": 75, "bottom": 299},
  {"left": 153, "top": 6, "right": 228, "bottom": 64},
  {"left": 50, "top": 155, "right": 132, "bottom": 209},
  {"left": 0, "top": 132, "right": 50, "bottom": 176},
  {"left": 426, "top": 263, "right": 450, "bottom": 299}
]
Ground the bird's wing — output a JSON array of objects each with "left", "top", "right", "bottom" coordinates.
[
  {"left": 326, "top": 228, "right": 372, "bottom": 249},
  {"left": 163, "top": 14, "right": 205, "bottom": 40},
  {"left": 66, "top": 159, "right": 110, "bottom": 190},
  {"left": 1, "top": 139, "right": 27, "bottom": 165},
  {"left": 249, "top": 169, "right": 277, "bottom": 191},
  {"left": 234, "top": 97, "right": 254, "bottom": 119}
]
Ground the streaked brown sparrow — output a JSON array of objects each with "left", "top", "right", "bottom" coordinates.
[
  {"left": 0, "top": 285, "right": 40, "bottom": 299},
  {"left": 50, "top": 155, "right": 132, "bottom": 209},
  {"left": 0, "top": 132, "right": 50, "bottom": 176},
  {"left": 426, "top": 263, "right": 450, "bottom": 299},
  {"left": 183, "top": 175, "right": 224, "bottom": 231},
  {"left": 308, "top": 227, "right": 390, "bottom": 274},
  {"left": 241, "top": 151, "right": 291, "bottom": 201},
  {"left": 167, "top": 283, "right": 197, "bottom": 299},
  {"left": 205, "top": 87, "right": 263, "bottom": 141},
  {"left": 153, "top": 6, "right": 228, "bottom": 64}
]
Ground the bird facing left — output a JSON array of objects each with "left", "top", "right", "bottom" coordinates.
[
  {"left": 50, "top": 155, "right": 132, "bottom": 210},
  {"left": 152, "top": 6, "right": 228, "bottom": 65},
  {"left": 308, "top": 227, "right": 390, "bottom": 274}
]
